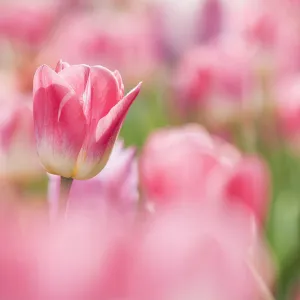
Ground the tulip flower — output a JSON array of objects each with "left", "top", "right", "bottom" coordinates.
[
  {"left": 139, "top": 124, "right": 239, "bottom": 205},
  {"left": 33, "top": 60, "right": 141, "bottom": 180},
  {"left": 171, "top": 43, "right": 254, "bottom": 123},
  {"left": 129, "top": 203, "right": 273, "bottom": 300},
  {"left": 0, "top": 3, "right": 58, "bottom": 49},
  {"left": 140, "top": 124, "right": 270, "bottom": 224},
  {"left": 276, "top": 77, "right": 300, "bottom": 148},
  {"left": 0, "top": 197, "right": 273, "bottom": 300},
  {"left": 39, "top": 11, "right": 159, "bottom": 84}
]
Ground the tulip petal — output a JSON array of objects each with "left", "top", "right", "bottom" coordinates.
[
  {"left": 88, "top": 66, "right": 120, "bottom": 120},
  {"left": 113, "top": 70, "right": 125, "bottom": 99},
  {"left": 33, "top": 65, "right": 86, "bottom": 177},
  {"left": 73, "top": 83, "right": 141, "bottom": 180},
  {"left": 58, "top": 64, "right": 91, "bottom": 101},
  {"left": 59, "top": 65, "right": 120, "bottom": 126}
]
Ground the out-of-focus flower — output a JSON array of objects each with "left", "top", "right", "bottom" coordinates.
[
  {"left": 129, "top": 203, "right": 274, "bottom": 300},
  {"left": 147, "top": 0, "right": 224, "bottom": 61},
  {"left": 0, "top": 197, "right": 274, "bottom": 300},
  {"left": 39, "top": 11, "right": 159, "bottom": 84},
  {"left": 172, "top": 43, "right": 255, "bottom": 124},
  {"left": 244, "top": 10, "right": 279, "bottom": 49},
  {"left": 223, "top": 156, "right": 270, "bottom": 223},
  {"left": 197, "top": 0, "right": 223, "bottom": 43},
  {"left": 140, "top": 124, "right": 270, "bottom": 224},
  {"left": 48, "top": 140, "right": 138, "bottom": 218},
  {"left": 0, "top": 98, "right": 42, "bottom": 181},
  {"left": 139, "top": 124, "right": 238, "bottom": 204},
  {"left": 0, "top": 201, "right": 133, "bottom": 300},
  {"left": 0, "top": 3, "right": 58, "bottom": 49},
  {"left": 276, "top": 77, "right": 300, "bottom": 148},
  {"left": 33, "top": 60, "right": 141, "bottom": 180},
  {"left": 240, "top": 1, "right": 300, "bottom": 80}
]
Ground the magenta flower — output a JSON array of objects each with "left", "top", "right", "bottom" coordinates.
[{"left": 33, "top": 60, "right": 141, "bottom": 179}]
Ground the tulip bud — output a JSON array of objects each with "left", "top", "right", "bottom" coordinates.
[{"left": 33, "top": 60, "right": 141, "bottom": 180}]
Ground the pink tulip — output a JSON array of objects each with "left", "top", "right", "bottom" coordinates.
[
  {"left": 243, "top": 10, "right": 279, "bottom": 49},
  {"left": 0, "top": 98, "right": 42, "bottom": 181},
  {"left": 197, "top": 0, "right": 223, "bottom": 43},
  {"left": 48, "top": 140, "right": 138, "bottom": 218},
  {"left": 172, "top": 43, "right": 254, "bottom": 122},
  {"left": 147, "top": 0, "right": 225, "bottom": 61},
  {"left": 0, "top": 197, "right": 273, "bottom": 300},
  {"left": 39, "top": 11, "right": 159, "bottom": 84},
  {"left": 240, "top": 1, "right": 300, "bottom": 79},
  {"left": 139, "top": 124, "right": 239, "bottom": 206},
  {"left": 140, "top": 124, "right": 270, "bottom": 224},
  {"left": 33, "top": 60, "right": 141, "bottom": 179},
  {"left": 276, "top": 77, "right": 300, "bottom": 146},
  {"left": 0, "top": 3, "right": 58, "bottom": 48},
  {"left": 0, "top": 201, "right": 133, "bottom": 300},
  {"left": 223, "top": 156, "right": 270, "bottom": 223},
  {"left": 129, "top": 203, "right": 273, "bottom": 300}
]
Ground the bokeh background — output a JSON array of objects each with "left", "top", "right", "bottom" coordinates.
[{"left": 1, "top": 0, "right": 300, "bottom": 299}]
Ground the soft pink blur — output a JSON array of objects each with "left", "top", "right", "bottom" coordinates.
[
  {"left": 140, "top": 124, "right": 270, "bottom": 223},
  {"left": 38, "top": 10, "right": 159, "bottom": 84},
  {"left": 0, "top": 3, "right": 59, "bottom": 49},
  {"left": 276, "top": 77, "right": 300, "bottom": 148},
  {"left": 171, "top": 42, "right": 255, "bottom": 123},
  {"left": 0, "top": 96, "right": 42, "bottom": 181},
  {"left": 0, "top": 199, "right": 273, "bottom": 300}
]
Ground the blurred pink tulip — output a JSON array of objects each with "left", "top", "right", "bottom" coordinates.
[
  {"left": 197, "top": 0, "right": 223, "bottom": 43},
  {"left": 0, "top": 201, "right": 133, "bottom": 300},
  {"left": 39, "top": 11, "right": 159, "bottom": 84},
  {"left": 240, "top": 1, "right": 300, "bottom": 80},
  {"left": 0, "top": 3, "right": 58, "bottom": 48},
  {"left": 223, "top": 156, "right": 270, "bottom": 223},
  {"left": 0, "top": 197, "right": 273, "bottom": 300},
  {"left": 140, "top": 124, "right": 270, "bottom": 224},
  {"left": 276, "top": 77, "right": 300, "bottom": 147},
  {"left": 129, "top": 203, "right": 273, "bottom": 300},
  {"left": 0, "top": 99, "right": 42, "bottom": 181},
  {"left": 172, "top": 43, "right": 254, "bottom": 122},
  {"left": 139, "top": 124, "right": 239, "bottom": 205},
  {"left": 48, "top": 140, "right": 138, "bottom": 218},
  {"left": 148, "top": 0, "right": 224, "bottom": 61},
  {"left": 33, "top": 60, "right": 141, "bottom": 179}
]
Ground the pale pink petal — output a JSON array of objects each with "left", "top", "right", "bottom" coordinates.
[
  {"left": 59, "top": 65, "right": 120, "bottom": 127},
  {"left": 33, "top": 65, "right": 86, "bottom": 177},
  {"left": 73, "top": 83, "right": 141, "bottom": 180},
  {"left": 113, "top": 70, "right": 125, "bottom": 99},
  {"left": 87, "top": 66, "right": 121, "bottom": 120},
  {"left": 58, "top": 64, "right": 91, "bottom": 100}
]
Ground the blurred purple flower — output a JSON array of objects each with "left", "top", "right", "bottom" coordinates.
[{"left": 48, "top": 140, "right": 138, "bottom": 218}]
